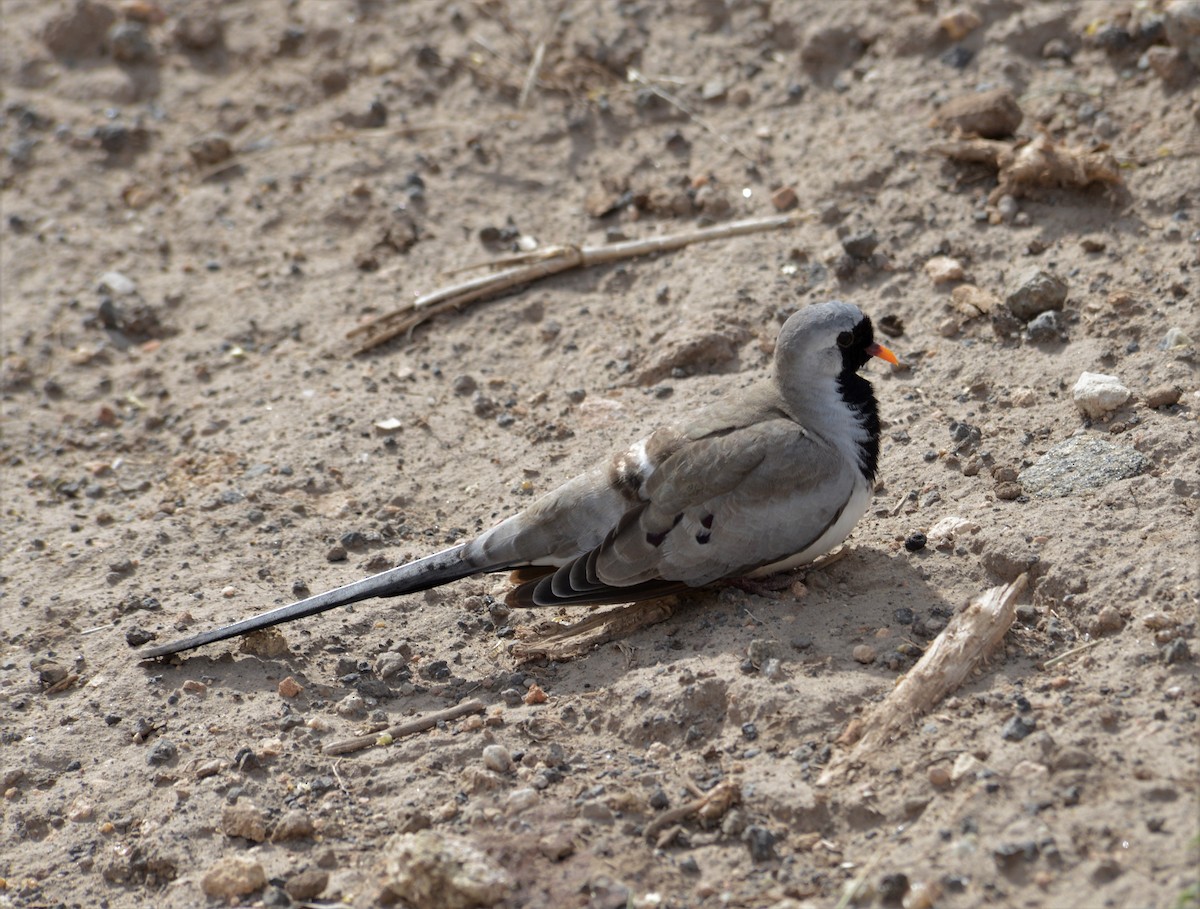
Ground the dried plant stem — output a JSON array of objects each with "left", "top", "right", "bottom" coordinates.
[
  {"left": 322, "top": 698, "right": 485, "bottom": 756},
  {"left": 349, "top": 210, "right": 812, "bottom": 352}
]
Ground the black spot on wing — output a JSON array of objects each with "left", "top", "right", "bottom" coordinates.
[
  {"left": 696, "top": 531, "right": 711, "bottom": 545},
  {"left": 701, "top": 514, "right": 714, "bottom": 529},
  {"left": 646, "top": 530, "right": 667, "bottom": 547}
]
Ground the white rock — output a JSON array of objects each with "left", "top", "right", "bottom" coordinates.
[
  {"left": 927, "top": 516, "right": 981, "bottom": 546},
  {"left": 1072, "top": 372, "right": 1131, "bottom": 419},
  {"left": 98, "top": 271, "right": 137, "bottom": 296},
  {"left": 481, "top": 744, "right": 513, "bottom": 774},
  {"left": 924, "top": 256, "right": 965, "bottom": 284}
]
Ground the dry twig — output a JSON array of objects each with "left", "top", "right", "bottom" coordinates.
[
  {"left": 511, "top": 599, "right": 677, "bottom": 663},
  {"left": 348, "top": 210, "right": 812, "bottom": 352},
  {"left": 322, "top": 698, "right": 486, "bottom": 756},
  {"left": 643, "top": 779, "right": 741, "bottom": 842},
  {"left": 817, "top": 574, "right": 1027, "bottom": 786}
]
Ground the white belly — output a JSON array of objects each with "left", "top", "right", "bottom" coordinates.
[{"left": 747, "top": 480, "right": 873, "bottom": 577}]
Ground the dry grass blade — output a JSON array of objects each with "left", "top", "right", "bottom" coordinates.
[
  {"left": 817, "top": 574, "right": 1027, "bottom": 786},
  {"left": 349, "top": 210, "right": 811, "bottom": 352}
]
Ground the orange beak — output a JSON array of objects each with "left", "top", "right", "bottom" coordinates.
[{"left": 867, "top": 342, "right": 900, "bottom": 366}]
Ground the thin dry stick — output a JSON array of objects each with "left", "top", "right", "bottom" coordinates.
[
  {"left": 322, "top": 698, "right": 486, "bottom": 756},
  {"left": 643, "top": 779, "right": 740, "bottom": 841},
  {"left": 1042, "top": 638, "right": 1101, "bottom": 669},
  {"left": 349, "top": 210, "right": 812, "bottom": 352},
  {"left": 817, "top": 574, "right": 1028, "bottom": 787}
]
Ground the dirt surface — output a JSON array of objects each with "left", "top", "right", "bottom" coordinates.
[{"left": 2, "top": 1, "right": 1199, "bottom": 907}]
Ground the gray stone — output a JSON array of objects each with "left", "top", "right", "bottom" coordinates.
[
  {"left": 1006, "top": 268, "right": 1068, "bottom": 321},
  {"left": 1020, "top": 436, "right": 1147, "bottom": 497},
  {"left": 1165, "top": 0, "right": 1200, "bottom": 66}
]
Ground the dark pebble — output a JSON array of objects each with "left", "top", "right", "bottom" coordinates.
[
  {"left": 104, "top": 714, "right": 122, "bottom": 726},
  {"left": 743, "top": 825, "right": 777, "bottom": 862},
  {"left": 1001, "top": 715, "right": 1037, "bottom": 741},
  {"left": 125, "top": 627, "right": 156, "bottom": 647},
  {"left": 941, "top": 45, "right": 974, "bottom": 68},
  {"left": 1161, "top": 638, "right": 1191, "bottom": 664},
  {"left": 500, "top": 687, "right": 524, "bottom": 707},
  {"left": 147, "top": 740, "right": 177, "bottom": 766},
  {"left": 904, "top": 533, "right": 927, "bottom": 552},
  {"left": 741, "top": 723, "right": 758, "bottom": 741},
  {"left": 234, "top": 747, "right": 261, "bottom": 772},
  {"left": 993, "top": 840, "right": 1039, "bottom": 867},
  {"left": 649, "top": 788, "right": 670, "bottom": 810},
  {"left": 878, "top": 872, "right": 910, "bottom": 903},
  {"left": 894, "top": 607, "right": 915, "bottom": 624},
  {"left": 841, "top": 229, "right": 878, "bottom": 260},
  {"left": 679, "top": 856, "right": 701, "bottom": 874}
]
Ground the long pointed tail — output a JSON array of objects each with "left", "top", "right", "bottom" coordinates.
[{"left": 136, "top": 545, "right": 476, "bottom": 659}]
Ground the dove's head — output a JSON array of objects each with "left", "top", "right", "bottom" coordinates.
[{"left": 774, "top": 301, "right": 898, "bottom": 388}]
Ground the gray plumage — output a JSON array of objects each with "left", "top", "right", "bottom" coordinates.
[{"left": 138, "top": 301, "right": 896, "bottom": 659}]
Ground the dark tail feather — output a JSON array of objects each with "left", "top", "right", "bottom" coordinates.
[{"left": 137, "top": 545, "right": 477, "bottom": 659}]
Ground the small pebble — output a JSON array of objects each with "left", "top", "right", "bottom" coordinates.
[
  {"left": 507, "top": 787, "right": 538, "bottom": 813},
  {"left": 538, "top": 830, "right": 574, "bottom": 860},
  {"left": 1073, "top": 372, "right": 1131, "bottom": 419},
  {"left": 222, "top": 802, "right": 269, "bottom": 842},
  {"left": 146, "top": 740, "right": 177, "bottom": 766},
  {"left": 924, "top": 256, "right": 964, "bottom": 284},
  {"left": 201, "top": 856, "right": 267, "bottom": 900},
  {"left": 904, "top": 533, "right": 927, "bottom": 552},
  {"left": 1145, "top": 384, "right": 1182, "bottom": 409},
  {"left": 277, "top": 676, "right": 303, "bottom": 698},
  {"left": 1006, "top": 268, "right": 1068, "bottom": 321},
  {"left": 841, "top": 229, "right": 878, "bottom": 260},
  {"left": 271, "top": 809, "right": 315, "bottom": 842},
  {"left": 928, "top": 766, "right": 952, "bottom": 788},
  {"left": 1001, "top": 715, "right": 1037, "bottom": 741},
  {"left": 482, "top": 744, "right": 514, "bottom": 773},
  {"left": 852, "top": 644, "right": 877, "bottom": 664},
  {"left": 336, "top": 693, "right": 367, "bottom": 718},
  {"left": 1090, "top": 605, "right": 1125, "bottom": 635},
  {"left": 284, "top": 869, "right": 328, "bottom": 902}
]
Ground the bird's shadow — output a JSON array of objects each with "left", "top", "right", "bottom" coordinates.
[{"left": 134, "top": 545, "right": 978, "bottom": 744}]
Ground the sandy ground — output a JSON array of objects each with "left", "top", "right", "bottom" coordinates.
[{"left": 2, "top": 1, "right": 1199, "bottom": 907}]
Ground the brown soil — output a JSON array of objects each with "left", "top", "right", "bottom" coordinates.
[{"left": 2, "top": 1, "right": 1198, "bottom": 907}]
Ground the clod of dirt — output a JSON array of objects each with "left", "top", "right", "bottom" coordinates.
[
  {"left": 42, "top": 0, "right": 116, "bottom": 59},
  {"left": 201, "top": 855, "right": 266, "bottom": 900},
  {"left": 933, "top": 88, "right": 1024, "bottom": 139},
  {"left": 222, "top": 802, "right": 269, "bottom": 842},
  {"left": 379, "top": 831, "right": 512, "bottom": 909}
]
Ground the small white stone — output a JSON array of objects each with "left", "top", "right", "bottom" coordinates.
[
  {"left": 481, "top": 744, "right": 513, "bottom": 774},
  {"left": 98, "top": 271, "right": 137, "bottom": 296},
  {"left": 924, "top": 256, "right": 965, "bottom": 284},
  {"left": 1072, "top": 372, "right": 1131, "bottom": 419},
  {"left": 506, "top": 787, "right": 538, "bottom": 813}
]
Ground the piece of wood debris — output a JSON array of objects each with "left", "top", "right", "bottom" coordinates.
[
  {"left": 511, "top": 599, "right": 677, "bottom": 663},
  {"left": 643, "top": 779, "right": 741, "bottom": 842},
  {"left": 817, "top": 574, "right": 1027, "bottom": 786}
]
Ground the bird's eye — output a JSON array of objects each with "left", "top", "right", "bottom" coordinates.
[{"left": 836, "top": 331, "right": 854, "bottom": 349}]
